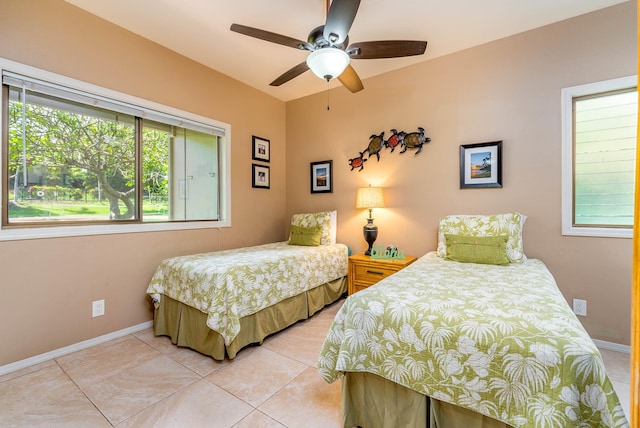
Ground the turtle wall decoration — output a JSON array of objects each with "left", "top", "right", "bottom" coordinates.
[{"left": 348, "top": 127, "right": 431, "bottom": 171}]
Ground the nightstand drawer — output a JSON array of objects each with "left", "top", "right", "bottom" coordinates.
[
  {"left": 353, "top": 264, "right": 397, "bottom": 284},
  {"left": 348, "top": 253, "right": 417, "bottom": 295}
]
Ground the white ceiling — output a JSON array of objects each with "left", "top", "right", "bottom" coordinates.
[{"left": 65, "top": 0, "right": 628, "bottom": 102}]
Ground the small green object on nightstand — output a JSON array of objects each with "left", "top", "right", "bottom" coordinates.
[{"left": 370, "top": 244, "right": 405, "bottom": 260}]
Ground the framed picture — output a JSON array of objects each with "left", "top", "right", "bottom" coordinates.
[
  {"left": 252, "top": 135, "right": 270, "bottom": 162},
  {"left": 460, "top": 141, "right": 502, "bottom": 188},
  {"left": 310, "top": 160, "right": 333, "bottom": 193},
  {"left": 252, "top": 164, "right": 270, "bottom": 189}
]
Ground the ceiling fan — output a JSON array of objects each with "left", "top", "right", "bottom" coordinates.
[{"left": 230, "top": 0, "right": 427, "bottom": 93}]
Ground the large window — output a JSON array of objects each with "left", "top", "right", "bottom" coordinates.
[
  {"left": 1, "top": 61, "right": 230, "bottom": 240},
  {"left": 561, "top": 76, "right": 637, "bottom": 238}
]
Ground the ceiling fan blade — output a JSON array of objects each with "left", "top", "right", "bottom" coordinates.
[
  {"left": 270, "top": 62, "right": 310, "bottom": 86},
  {"left": 323, "top": 0, "right": 360, "bottom": 46},
  {"left": 338, "top": 65, "right": 364, "bottom": 93},
  {"left": 230, "top": 23, "right": 312, "bottom": 51},
  {"left": 347, "top": 40, "right": 427, "bottom": 59}
]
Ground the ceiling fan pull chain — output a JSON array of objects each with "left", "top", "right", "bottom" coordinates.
[{"left": 326, "top": 80, "right": 330, "bottom": 110}]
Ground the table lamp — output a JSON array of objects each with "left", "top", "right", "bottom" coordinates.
[{"left": 355, "top": 185, "right": 385, "bottom": 256}]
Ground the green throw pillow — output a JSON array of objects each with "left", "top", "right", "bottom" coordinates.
[
  {"left": 444, "top": 234, "right": 510, "bottom": 265},
  {"left": 290, "top": 211, "right": 333, "bottom": 245},
  {"left": 437, "top": 212, "right": 526, "bottom": 263},
  {"left": 289, "top": 225, "right": 322, "bottom": 246}
]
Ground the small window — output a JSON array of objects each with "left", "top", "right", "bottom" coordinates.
[
  {"left": 1, "top": 62, "right": 230, "bottom": 240},
  {"left": 561, "top": 76, "right": 637, "bottom": 238}
]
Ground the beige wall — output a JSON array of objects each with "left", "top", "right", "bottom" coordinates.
[
  {"left": 286, "top": 2, "right": 637, "bottom": 345},
  {"left": 0, "top": 0, "right": 286, "bottom": 365},
  {"left": 0, "top": 0, "right": 635, "bottom": 368}
]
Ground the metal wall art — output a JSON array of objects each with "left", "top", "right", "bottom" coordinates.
[{"left": 348, "top": 127, "right": 431, "bottom": 171}]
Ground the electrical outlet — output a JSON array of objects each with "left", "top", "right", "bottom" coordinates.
[
  {"left": 92, "top": 299, "right": 105, "bottom": 317},
  {"left": 573, "top": 299, "right": 587, "bottom": 317}
]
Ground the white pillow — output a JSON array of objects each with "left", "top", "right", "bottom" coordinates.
[
  {"left": 291, "top": 210, "right": 337, "bottom": 245},
  {"left": 328, "top": 210, "right": 337, "bottom": 244},
  {"left": 436, "top": 212, "right": 526, "bottom": 263}
]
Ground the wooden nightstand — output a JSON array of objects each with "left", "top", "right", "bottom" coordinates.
[{"left": 348, "top": 253, "right": 417, "bottom": 295}]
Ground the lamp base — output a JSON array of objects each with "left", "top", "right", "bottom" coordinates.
[{"left": 363, "top": 218, "right": 378, "bottom": 256}]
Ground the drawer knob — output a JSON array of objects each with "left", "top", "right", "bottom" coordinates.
[{"left": 366, "top": 270, "right": 384, "bottom": 275}]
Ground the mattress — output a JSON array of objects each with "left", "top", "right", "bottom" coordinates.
[
  {"left": 147, "top": 241, "right": 348, "bottom": 358},
  {"left": 319, "top": 252, "right": 628, "bottom": 427}
]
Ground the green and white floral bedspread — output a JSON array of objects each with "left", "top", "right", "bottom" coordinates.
[
  {"left": 318, "top": 252, "right": 628, "bottom": 428},
  {"left": 147, "top": 242, "right": 348, "bottom": 345}
]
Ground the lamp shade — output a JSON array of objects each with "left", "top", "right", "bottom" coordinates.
[
  {"left": 306, "top": 48, "right": 350, "bottom": 81},
  {"left": 355, "top": 186, "right": 385, "bottom": 209}
]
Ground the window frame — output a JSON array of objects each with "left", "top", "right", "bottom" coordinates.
[
  {"left": 561, "top": 75, "right": 637, "bottom": 238},
  {"left": 0, "top": 58, "right": 231, "bottom": 241}
]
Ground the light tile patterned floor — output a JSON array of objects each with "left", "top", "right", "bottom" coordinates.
[{"left": 0, "top": 297, "right": 631, "bottom": 427}]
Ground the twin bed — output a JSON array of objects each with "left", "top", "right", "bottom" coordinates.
[
  {"left": 319, "top": 213, "right": 629, "bottom": 428},
  {"left": 146, "top": 210, "right": 348, "bottom": 359},
  {"left": 146, "top": 211, "right": 628, "bottom": 427}
]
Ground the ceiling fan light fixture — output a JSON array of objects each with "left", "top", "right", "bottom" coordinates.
[{"left": 306, "top": 48, "right": 350, "bottom": 81}]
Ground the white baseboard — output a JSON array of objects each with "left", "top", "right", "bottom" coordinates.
[
  {"left": 593, "top": 338, "right": 631, "bottom": 354},
  {"left": 1, "top": 323, "right": 629, "bottom": 377},
  {"left": 0, "top": 321, "right": 153, "bottom": 377}
]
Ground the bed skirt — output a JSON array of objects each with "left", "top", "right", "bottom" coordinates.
[
  {"left": 153, "top": 276, "right": 347, "bottom": 360},
  {"left": 343, "top": 372, "right": 511, "bottom": 428}
]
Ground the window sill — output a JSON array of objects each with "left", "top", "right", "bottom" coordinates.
[
  {"left": 0, "top": 220, "right": 231, "bottom": 241},
  {"left": 562, "top": 225, "right": 632, "bottom": 239}
]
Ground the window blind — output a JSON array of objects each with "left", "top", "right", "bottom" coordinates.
[
  {"left": 573, "top": 88, "right": 637, "bottom": 227},
  {"left": 2, "top": 71, "right": 225, "bottom": 137}
]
